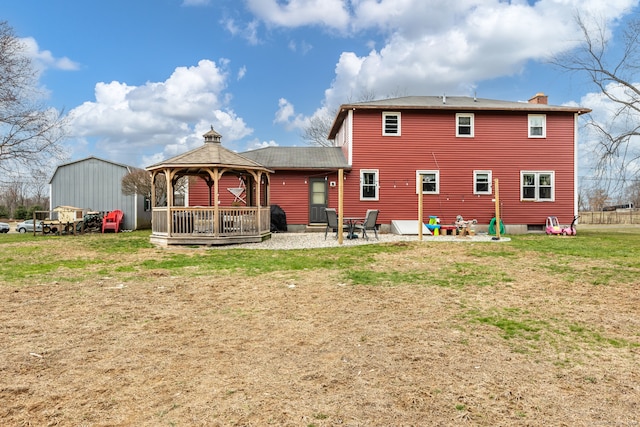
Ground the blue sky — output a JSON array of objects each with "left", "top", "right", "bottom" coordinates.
[{"left": 3, "top": 0, "right": 639, "bottom": 174}]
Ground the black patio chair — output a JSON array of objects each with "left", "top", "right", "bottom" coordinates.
[
  {"left": 324, "top": 208, "right": 347, "bottom": 240},
  {"left": 355, "top": 209, "right": 379, "bottom": 240}
]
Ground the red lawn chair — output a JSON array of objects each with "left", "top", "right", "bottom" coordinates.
[{"left": 102, "top": 210, "right": 124, "bottom": 233}]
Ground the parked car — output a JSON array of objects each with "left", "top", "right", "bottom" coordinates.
[
  {"left": 0, "top": 222, "right": 9, "bottom": 233},
  {"left": 15, "top": 219, "right": 43, "bottom": 233}
]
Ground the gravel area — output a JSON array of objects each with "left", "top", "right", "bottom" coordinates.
[{"left": 212, "top": 231, "right": 510, "bottom": 250}]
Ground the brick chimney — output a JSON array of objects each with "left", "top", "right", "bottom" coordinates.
[{"left": 528, "top": 92, "right": 548, "bottom": 104}]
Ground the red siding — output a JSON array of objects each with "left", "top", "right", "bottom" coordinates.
[
  {"left": 268, "top": 171, "right": 342, "bottom": 225},
  {"left": 190, "top": 108, "right": 577, "bottom": 229},
  {"left": 190, "top": 171, "right": 340, "bottom": 225},
  {"left": 345, "top": 110, "right": 576, "bottom": 226}
]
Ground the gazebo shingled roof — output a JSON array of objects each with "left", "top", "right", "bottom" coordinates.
[{"left": 147, "top": 128, "right": 271, "bottom": 173}]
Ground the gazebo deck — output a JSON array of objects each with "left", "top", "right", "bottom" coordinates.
[{"left": 150, "top": 206, "right": 271, "bottom": 246}]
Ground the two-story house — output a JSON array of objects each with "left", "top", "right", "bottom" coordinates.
[{"left": 189, "top": 93, "right": 590, "bottom": 233}]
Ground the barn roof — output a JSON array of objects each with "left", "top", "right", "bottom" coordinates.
[
  {"left": 240, "top": 146, "right": 350, "bottom": 170},
  {"left": 49, "top": 156, "right": 134, "bottom": 184}
]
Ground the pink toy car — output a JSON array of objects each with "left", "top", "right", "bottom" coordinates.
[{"left": 546, "top": 215, "right": 579, "bottom": 236}]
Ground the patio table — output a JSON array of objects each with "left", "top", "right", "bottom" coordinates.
[{"left": 343, "top": 217, "right": 364, "bottom": 239}]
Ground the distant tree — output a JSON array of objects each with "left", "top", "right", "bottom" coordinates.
[
  {"left": 121, "top": 168, "right": 152, "bottom": 198},
  {"left": 624, "top": 179, "right": 640, "bottom": 208},
  {"left": 552, "top": 13, "right": 640, "bottom": 194},
  {"left": 0, "top": 21, "right": 68, "bottom": 174},
  {"left": 0, "top": 179, "right": 27, "bottom": 218},
  {"left": 14, "top": 205, "right": 27, "bottom": 220},
  {"left": 587, "top": 186, "right": 610, "bottom": 211},
  {"left": 29, "top": 169, "right": 51, "bottom": 207},
  {"left": 27, "top": 204, "right": 44, "bottom": 219}
]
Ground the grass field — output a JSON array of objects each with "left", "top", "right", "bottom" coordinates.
[{"left": 1, "top": 228, "right": 639, "bottom": 426}]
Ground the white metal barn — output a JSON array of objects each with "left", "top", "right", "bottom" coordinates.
[{"left": 49, "top": 156, "right": 151, "bottom": 231}]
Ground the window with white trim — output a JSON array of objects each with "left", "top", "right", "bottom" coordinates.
[
  {"left": 382, "top": 112, "right": 401, "bottom": 136},
  {"left": 528, "top": 114, "right": 546, "bottom": 138},
  {"left": 474, "top": 170, "right": 492, "bottom": 194},
  {"left": 360, "top": 169, "right": 379, "bottom": 200},
  {"left": 521, "top": 171, "right": 554, "bottom": 201},
  {"left": 416, "top": 170, "right": 439, "bottom": 194},
  {"left": 456, "top": 113, "right": 474, "bottom": 137}
]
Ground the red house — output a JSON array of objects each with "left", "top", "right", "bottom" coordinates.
[{"left": 191, "top": 94, "right": 590, "bottom": 233}]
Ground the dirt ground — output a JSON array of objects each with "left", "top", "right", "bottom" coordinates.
[{"left": 1, "top": 240, "right": 639, "bottom": 426}]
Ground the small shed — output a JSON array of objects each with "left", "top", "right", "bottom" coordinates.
[{"left": 53, "top": 206, "right": 84, "bottom": 223}]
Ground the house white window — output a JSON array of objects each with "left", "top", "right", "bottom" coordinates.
[
  {"left": 382, "top": 112, "right": 401, "bottom": 136},
  {"left": 521, "top": 171, "right": 554, "bottom": 201},
  {"left": 456, "top": 113, "right": 474, "bottom": 137},
  {"left": 528, "top": 114, "right": 546, "bottom": 138},
  {"left": 416, "top": 170, "right": 439, "bottom": 194},
  {"left": 361, "top": 169, "right": 379, "bottom": 200},
  {"left": 474, "top": 170, "right": 492, "bottom": 194}
]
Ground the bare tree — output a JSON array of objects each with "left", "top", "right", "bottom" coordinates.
[
  {"left": 0, "top": 21, "right": 68, "bottom": 174},
  {"left": 302, "top": 110, "right": 335, "bottom": 147},
  {"left": 552, "top": 13, "right": 640, "bottom": 194},
  {"left": 122, "top": 168, "right": 189, "bottom": 206},
  {"left": 0, "top": 179, "right": 27, "bottom": 218},
  {"left": 587, "top": 186, "right": 610, "bottom": 211},
  {"left": 624, "top": 179, "right": 640, "bottom": 208},
  {"left": 121, "top": 168, "right": 152, "bottom": 198},
  {"left": 302, "top": 88, "right": 408, "bottom": 147}
]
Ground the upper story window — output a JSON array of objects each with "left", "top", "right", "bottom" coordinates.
[
  {"left": 456, "top": 113, "right": 474, "bottom": 137},
  {"left": 473, "top": 170, "right": 492, "bottom": 194},
  {"left": 528, "top": 114, "right": 546, "bottom": 138},
  {"left": 416, "top": 170, "right": 439, "bottom": 194},
  {"left": 382, "top": 112, "right": 401, "bottom": 136},
  {"left": 521, "top": 171, "right": 554, "bottom": 201},
  {"left": 361, "top": 169, "right": 379, "bottom": 201}
]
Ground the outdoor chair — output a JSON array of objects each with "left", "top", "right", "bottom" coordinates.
[
  {"left": 355, "top": 209, "right": 379, "bottom": 240},
  {"left": 102, "top": 209, "right": 124, "bottom": 233},
  {"left": 324, "top": 208, "right": 347, "bottom": 240}
]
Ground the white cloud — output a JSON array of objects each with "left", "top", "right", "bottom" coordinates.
[
  {"left": 246, "top": 139, "right": 280, "bottom": 150},
  {"left": 288, "top": 39, "right": 313, "bottom": 54},
  {"left": 258, "top": 0, "right": 636, "bottom": 126},
  {"left": 274, "top": 98, "right": 308, "bottom": 131},
  {"left": 68, "top": 59, "right": 253, "bottom": 167},
  {"left": 20, "top": 37, "right": 80, "bottom": 72},
  {"left": 237, "top": 0, "right": 638, "bottom": 114},
  {"left": 246, "top": 0, "right": 350, "bottom": 30},
  {"left": 222, "top": 18, "right": 261, "bottom": 45},
  {"left": 237, "top": 66, "right": 247, "bottom": 80}
]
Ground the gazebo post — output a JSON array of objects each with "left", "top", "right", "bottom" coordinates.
[
  {"left": 213, "top": 168, "right": 220, "bottom": 235},
  {"left": 165, "top": 168, "right": 172, "bottom": 235}
]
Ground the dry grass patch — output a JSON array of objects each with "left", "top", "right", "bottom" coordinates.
[{"left": 0, "top": 230, "right": 639, "bottom": 426}]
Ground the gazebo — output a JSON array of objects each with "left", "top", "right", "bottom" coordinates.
[{"left": 146, "top": 128, "right": 272, "bottom": 246}]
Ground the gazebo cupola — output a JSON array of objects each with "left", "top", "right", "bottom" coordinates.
[{"left": 204, "top": 127, "right": 222, "bottom": 144}]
